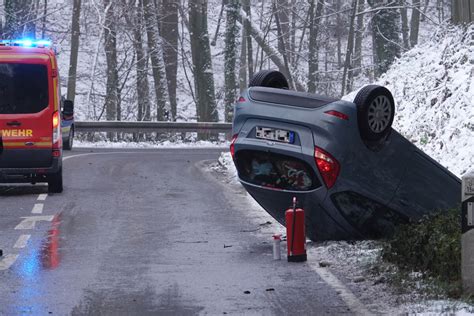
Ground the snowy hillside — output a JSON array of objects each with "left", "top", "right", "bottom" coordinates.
[{"left": 345, "top": 25, "right": 474, "bottom": 177}]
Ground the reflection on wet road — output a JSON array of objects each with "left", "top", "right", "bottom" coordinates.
[
  {"left": 41, "top": 214, "right": 61, "bottom": 269},
  {"left": 0, "top": 148, "right": 352, "bottom": 315}
]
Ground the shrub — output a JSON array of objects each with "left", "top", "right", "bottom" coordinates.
[{"left": 382, "top": 208, "right": 461, "bottom": 296}]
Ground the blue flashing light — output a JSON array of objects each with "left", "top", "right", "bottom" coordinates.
[
  {"left": 35, "top": 40, "right": 51, "bottom": 47},
  {"left": 17, "top": 39, "right": 33, "bottom": 47},
  {"left": 0, "top": 39, "right": 52, "bottom": 48}
]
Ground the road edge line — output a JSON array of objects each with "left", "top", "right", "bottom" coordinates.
[{"left": 310, "top": 265, "right": 374, "bottom": 316}]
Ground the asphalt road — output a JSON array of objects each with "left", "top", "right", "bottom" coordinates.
[{"left": 0, "top": 148, "right": 354, "bottom": 315}]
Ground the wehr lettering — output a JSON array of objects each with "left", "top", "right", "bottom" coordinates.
[{"left": 1, "top": 129, "right": 33, "bottom": 137}]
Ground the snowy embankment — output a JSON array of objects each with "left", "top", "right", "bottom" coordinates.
[{"left": 344, "top": 25, "right": 474, "bottom": 177}]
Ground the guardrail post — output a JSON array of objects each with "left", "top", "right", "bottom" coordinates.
[{"left": 462, "top": 170, "right": 474, "bottom": 294}]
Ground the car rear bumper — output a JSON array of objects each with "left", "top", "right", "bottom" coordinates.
[{"left": 0, "top": 156, "right": 62, "bottom": 183}]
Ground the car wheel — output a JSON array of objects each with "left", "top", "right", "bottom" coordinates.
[
  {"left": 63, "top": 126, "right": 74, "bottom": 150},
  {"left": 248, "top": 70, "right": 289, "bottom": 89},
  {"left": 353, "top": 85, "right": 395, "bottom": 141},
  {"left": 48, "top": 168, "right": 63, "bottom": 193}
]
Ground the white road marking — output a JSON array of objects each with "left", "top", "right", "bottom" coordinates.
[
  {"left": 63, "top": 152, "right": 154, "bottom": 161},
  {"left": 13, "top": 234, "right": 31, "bottom": 249},
  {"left": 310, "top": 266, "right": 374, "bottom": 316},
  {"left": 31, "top": 203, "right": 44, "bottom": 214},
  {"left": 14, "top": 215, "right": 54, "bottom": 230},
  {"left": 0, "top": 254, "right": 19, "bottom": 271},
  {"left": 37, "top": 194, "right": 48, "bottom": 201}
]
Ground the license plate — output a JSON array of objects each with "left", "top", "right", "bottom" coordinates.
[{"left": 255, "top": 127, "right": 295, "bottom": 144}]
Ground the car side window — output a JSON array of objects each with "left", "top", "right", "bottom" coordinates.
[{"left": 331, "top": 191, "right": 408, "bottom": 238}]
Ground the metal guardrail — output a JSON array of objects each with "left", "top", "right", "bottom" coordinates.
[{"left": 75, "top": 121, "right": 233, "bottom": 134}]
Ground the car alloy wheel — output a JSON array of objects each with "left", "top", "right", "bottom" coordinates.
[{"left": 367, "top": 95, "right": 392, "bottom": 133}]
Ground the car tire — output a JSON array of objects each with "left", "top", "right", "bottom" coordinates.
[
  {"left": 63, "top": 126, "right": 74, "bottom": 150},
  {"left": 48, "top": 168, "right": 63, "bottom": 193},
  {"left": 353, "top": 85, "right": 395, "bottom": 141},
  {"left": 248, "top": 70, "right": 289, "bottom": 89}
]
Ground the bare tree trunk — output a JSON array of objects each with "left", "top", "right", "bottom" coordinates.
[
  {"left": 336, "top": 0, "right": 342, "bottom": 68},
  {"left": 239, "top": 8, "right": 305, "bottom": 91},
  {"left": 123, "top": 0, "right": 151, "bottom": 140},
  {"left": 308, "top": 0, "right": 324, "bottom": 93},
  {"left": 243, "top": 0, "right": 254, "bottom": 81},
  {"left": 125, "top": 0, "right": 151, "bottom": 122},
  {"left": 143, "top": 0, "right": 169, "bottom": 121},
  {"left": 41, "top": 0, "right": 47, "bottom": 39},
  {"left": 224, "top": 0, "right": 240, "bottom": 122},
  {"left": 400, "top": 0, "right": 410, "bottom": 50},
  {"left": 239, "top": 23, "right": 248, "bottom": 92},
  {"left": 161, "top": 0, "right": 178, "bottom": 121},
  {"left": 67, "top": 0, "right": 82, "bottom": 103},
  {"left": 103, "top": 0, "right": 119, "bottom": 123},
  {"left": 274, "top": 2, "right": 295, "bottom": 90},
  {"left": 421, "top": 0, "right": 429, "bottom": 21},
  {"left": 353, "top": 0, "right": 364, "bottom": 75},
  {"left": 410, "top": 0, "right": 421, "bottom": 47},
  {"left": 369, "top": 0, "right": 401, "bottom": 77},
  {"left": 211, "top": 2, "right": 225, "bottom": 46},
  {"left": 290, "top": 0, "right": 297, "bottom": 65},
  {"left": 341, "top": 0, "right": 357, "bottom": 96},
  {"left": 275, "top": 0, "right": 290, "bottom": 60},
  {"left": 189, "top": 0, "right": 218, "bottom": 123}
]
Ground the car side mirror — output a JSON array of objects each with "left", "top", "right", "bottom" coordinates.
[{"left": 63, "top": 100, "right": 74, "bottom": 116}]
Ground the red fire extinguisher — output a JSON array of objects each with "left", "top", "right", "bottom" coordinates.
[{"left": 286, "top": 197, "right": 307, "bottom": 262}]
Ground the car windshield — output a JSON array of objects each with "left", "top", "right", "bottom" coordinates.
[{"left": 0, "top": 63, "right": 49, "bottom": 114}]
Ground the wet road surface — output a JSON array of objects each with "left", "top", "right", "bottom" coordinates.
[{"left": 0, "top": 148, "right": 353, "bottom": 315}]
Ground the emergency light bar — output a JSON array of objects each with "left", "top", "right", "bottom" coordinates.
[{"left": 0, "top": 39, "right": 52, "bottom": 48}]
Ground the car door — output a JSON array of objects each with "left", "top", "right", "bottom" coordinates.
[{"left": 0, "top": 61, "right": 53, "bottom": 168}]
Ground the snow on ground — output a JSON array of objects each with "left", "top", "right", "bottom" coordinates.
[
  {"left": 344, "top": 25, "right": 474, "bottom": 178},
  {"left": 208, "top": 152, "right": 474, "bottom": 315},
  {"left": 75, "top": 139, "right": 229, "bottom": 149}
]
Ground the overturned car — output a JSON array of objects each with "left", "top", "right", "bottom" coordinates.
[{"left": 231, "top": 70, "right": 461, "bottom": 241}]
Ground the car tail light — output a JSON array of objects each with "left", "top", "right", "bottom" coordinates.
[
  {"left": 324, "top": 110, "right": 349, "bottom": 121},
  {"left": 52, "top": 111, "right": 61, "bottom": 148},
  {"left": 314, "top": 147, "right": 340, "bottom": 189},
  {"left": 52, "top": 149, "right": 60, "bottom": 157},
  {"left": 230, "top": 134, "right": 238, "bottom": 159},
  {"left": 238, "top": 96, "right": 246, "bottom": 103}
]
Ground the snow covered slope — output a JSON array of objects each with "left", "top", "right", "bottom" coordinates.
[{"left": 345, "top": 25, "right": 474, "bottom": 177}]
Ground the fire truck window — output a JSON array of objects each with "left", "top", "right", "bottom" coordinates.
[{"left": 0, "top": 63, "right": 49, "bottom": 114}]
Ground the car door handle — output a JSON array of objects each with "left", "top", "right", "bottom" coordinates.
[{"left": 6, "top": 121, "right": 21, "bottom": 127}]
